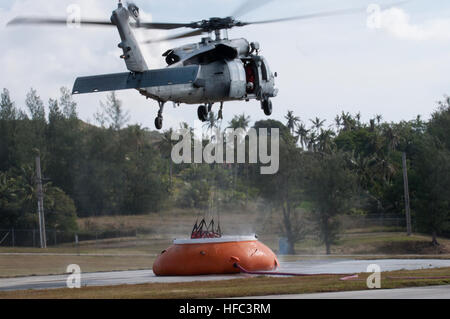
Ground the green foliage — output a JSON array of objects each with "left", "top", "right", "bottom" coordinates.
[
  {"left": 252, "top": 119, "right": 307, "bottom": 253},
  {"left": 178, "top": 179, "right": 211, "bottom": 209},
  {"left": 229, "top": 113, "right": 250, "bottom": 130},
  {"left": 429, "top": 97, "right": 450, "bottom": 149},
  {"left": 410, "top": 103, "right": 450, "bottom": 242},
  {"left": 0, "top": 88, "right": 170, "bottom": 225},
  {"left": 306, "top": 151, "right": 358, "bottom": 254},
  {"left": 0, "top": 86, "right": 449, "bottom": 248},
  {"left": 95, "top": 92, "right": 130, "bottom": 130},
  {"left": 0, "top": 89, "right": 17, "bottom": 120},
  {"left": 43, "top": 187, "right": 78, "bottom": 232},
  {"left": 0, "top": 167, "right": 77, "bottom": 231}
]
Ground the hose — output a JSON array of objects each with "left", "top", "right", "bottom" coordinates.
[
  {"left": 234, "top": 263, "right": 450, "bottom": 282},
  {"left": 233, "top": 263, "right": 359, "bottom": 281}
]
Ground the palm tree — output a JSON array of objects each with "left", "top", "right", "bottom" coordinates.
[
  {"left": 382, "top": 125, "right": 400, "bottom": 152},
  {"left": 158, "top": 128, "right": 175, "bottom": 184},
  {"left": 295, "top": 122, "right": 309, "bottom": 149},
  {"left": 349, "top": 151, "right": 374, "bottom": 189},
  {"left": 355, "top": 112, "right": 362, "bottom": 128},
  {"left": 285, "top": 110, "right": 300, "bottom": 135},
  {"left": 317, "top": 129, "right": 336, "bottom": 154},
  {"left": 310, "top": 117, "right": 326, "bottom": 133},
  {"left": 307, "top": 131, "right": 317, "bottom": 152},
  {"left": 340, "top": 112, "right": 354, "bottom": 131},
  {"left": 179, "top": 121, "right": 194, "bottom": 137},
  {"left": 375, "top": 114, "right": 383, "bottom": 125},
  {"left": 370, "top": 118, "right": 376, "bottom": 131},
  {"left": 375, "top": 156, "right": 396, "bottom": 184},
  {"left": 227, "top": 113, "right": 251, "bottom": 198},
  {"left": 228, "top": 113, "right": 250, "bottom": 130},
  {"left": 203, "top": 111, "right": 219, "bottom": 140},
  {"left": 334, "top": 115, "right": 342, "bottom": 131}
]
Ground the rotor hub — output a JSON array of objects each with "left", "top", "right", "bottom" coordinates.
[{"left": 188, "top": 17, "right": 244, "bottom": 32}]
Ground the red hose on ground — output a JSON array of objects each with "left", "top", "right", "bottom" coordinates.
[
  {"left": 234, "top": 264, "right": 450, "bottom": 281},
  {"left": 233, "top": 263, "right": 359, "bottom": 281}
]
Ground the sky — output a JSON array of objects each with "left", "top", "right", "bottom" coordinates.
[{"left": 1, "top": 0, "right": 450, "bottom": 131}]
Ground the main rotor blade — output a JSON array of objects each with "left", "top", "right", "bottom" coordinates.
[
  {"left": 142, "top": 30, "right": 204, "bottom": 44},
  {"left": 7, "top": 17, "right": 191, "bottom": 30},
  {"left": 135, "top": 22, "right": 192, "bottom": 30},
  {"left": 230, "top": 0, "right": 274, "bottom": 18},
  {"left": 240, "top": 1, "right": 411, "bottom": 26},
  {"left": 7, "top": 17, "right": 114, "bottom": 27}
]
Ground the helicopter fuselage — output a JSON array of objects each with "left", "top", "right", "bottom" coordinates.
[
  {"left": 71, "top": 3, "right": 279, "bottom": 129},
  {"left": 139, "top": 37, "right": 278, "bottom": 106}
]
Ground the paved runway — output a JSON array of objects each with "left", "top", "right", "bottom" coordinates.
[
  {"left": 244, "top": 285, "right": 450, "bottom": 299},
  {"left": 0, "top": 258, "right": 449, "bottom": 292}
]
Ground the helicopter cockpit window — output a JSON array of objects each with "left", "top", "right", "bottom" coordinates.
[{"left": 261, "top": 60, "right": 269, "bottom": 81}]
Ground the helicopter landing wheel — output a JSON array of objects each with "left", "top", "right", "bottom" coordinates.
[
  {"left": 262, "top": 99, "right": 273, "bottom": 116},
  {"left": 218, "top": 102, "right": 224, "bottom": 120},
  {"left": 197, "top": 105, "right": 208, "bottom": 122},
  {"left": 155, "top": 116, "right": 163, "bottom": 130}
]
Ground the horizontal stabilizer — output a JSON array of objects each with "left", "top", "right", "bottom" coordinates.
[{"left": 72, "top": 65, "right": 199, "bottom": 94}]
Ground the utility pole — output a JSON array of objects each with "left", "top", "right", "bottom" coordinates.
[
  {"left": 402, "top": 152, "right": 412, "bottom": 236},
  {"left": 35, "top": 153, "right": 47, "bottom": 248}
]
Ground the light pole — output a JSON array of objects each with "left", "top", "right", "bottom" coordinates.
[
  {"left": 35, "top": 150, "right": 47, "bottom": 248},
  {"left": 402, "top": 152, "right": 412, "bottom": 236}
]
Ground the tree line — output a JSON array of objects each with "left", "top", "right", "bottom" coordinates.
[{"left": 0, "top": 87, "right": 449, "bottom": 253}]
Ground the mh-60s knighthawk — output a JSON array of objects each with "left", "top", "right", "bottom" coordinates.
[{"left": 8, "top": 0, "right": 384, "bottom": 130}]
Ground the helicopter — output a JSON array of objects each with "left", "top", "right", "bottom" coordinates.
[{"left": 7, "top": 0, "right": 404, "bottom": 130}]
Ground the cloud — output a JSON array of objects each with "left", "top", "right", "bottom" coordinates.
[
  {"left": 133, "top": 9, "right": 170, "bottom": 69},
  {"left": 372, "top": 7, "right": 450, "bottom": 41},
  {"left": 0, "top": 0, "right": 170, "bottom": 123},
  {"left": 2, "top": 0, "right": 450, "bottom": 130}
]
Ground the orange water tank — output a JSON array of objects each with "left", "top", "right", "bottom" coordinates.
[{"left": 153, "top": 236, "right": 279, "bottom": 276}]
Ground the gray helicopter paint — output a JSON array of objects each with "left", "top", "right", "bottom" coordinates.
[
  {"left": 166, "top": 38, "right": 251, "bottom": 65},
  {"left": 70, "top": 2, "right": 278, "bottom": 127},
  {"left": 111, "top": 3, "right": 148, "bottom": 73},
  {"left": 142, "top": 59, "right": 247, "bottom": 104},
  {"left": 227, "top": 59, "right": 247, "bottom": 99},
  {"left": 72, "top": 65, "right": 200, "bottom": 95},
  {"left": 255, "top": 56, "right": 278, "bottom": 100},
  {"left": 107, "top": 4, "right": 273, "bottom": 105},
  {"left": 139, "top": 36, "right": 277, "bottom": 104}
]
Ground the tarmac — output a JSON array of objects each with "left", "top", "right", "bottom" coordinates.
[
  {"left": 1, "top": 258, "right": 449, "bottom": 292},
  {"left": 243, "top": 285, "right": 450, "bottom": 299}
]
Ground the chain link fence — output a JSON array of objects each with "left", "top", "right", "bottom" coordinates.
[
  {"left": 0, "top": 228, "right": 142, "bottom": 248},
  {"left": 0, "top": 215, "right": 409, "bottom": 248},
  {"left": 340, "top": 214, "right": 407, "bottom": 230}
]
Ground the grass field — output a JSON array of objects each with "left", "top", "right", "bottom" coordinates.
[
  {"left": 0, "top": 231, "right": 449, "bottom": 278},
  {"left": 0, "top": 254, "right": 155, "bottom": 278},
  {"left": 1, "top": 267, "right": 449, "bottom": 299},
  {"left": 0, "top": 210, "right": 449, "bottom": 278}
]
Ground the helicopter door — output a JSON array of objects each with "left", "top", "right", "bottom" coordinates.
[
  {"left": 244, "top": 60, "right": 258, "bottom": 94},
  {"left": 226, "top": 59, "right": 246, "bottom": 99}
]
